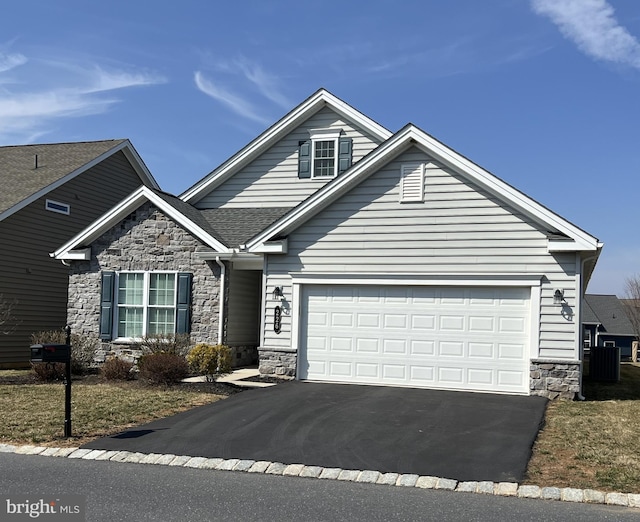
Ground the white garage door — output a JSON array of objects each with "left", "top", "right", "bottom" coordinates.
[{"left": 299, "top": 285, "right": 530, "bottom": 394}]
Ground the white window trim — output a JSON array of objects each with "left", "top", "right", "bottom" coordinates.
[
  {"left": 114, "top": 271, "right": 178, "bottom": 341},
  {"left": 400, "top": 163, "right": 425, "bottom": 202},
  {"left": 309, "top": 128, "right": 341, "bottom": 179},
  {"left": 603, "top": 340, "right": 616, "bottom": 347},
  {"left": 45, "top": 199, "right": 70, "bottom": 215}
]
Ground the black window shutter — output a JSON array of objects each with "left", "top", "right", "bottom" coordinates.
[
  {"left": 338, "top": 137, "right": 353, "bottom": 173},
  {"left": 99, "top": 271, "right": 115, "bottom": 340},
  {"left": 298, "top": 140, "right": 311, "bottom": 178},
  {"left": 176, "top": 272, "right": 193, "bottom": 334}
]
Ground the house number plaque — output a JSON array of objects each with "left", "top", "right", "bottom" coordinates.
[{"left": 274, "top": 306, "right": 282, "bottom": 334}]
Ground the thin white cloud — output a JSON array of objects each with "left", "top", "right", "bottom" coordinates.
[
  {"left": 194, "top": 70, "right": 271, "bottom": 125},
  {"left": 0, "top": 51, "right": 27, "bottom": 73},
  {"left": 234, "top": 58, "right": 292, "bottom": 109},
  {"left": 531, "top": 0, "right": 640, "bottom": 68},
  {"left": 82, "top": 66, "right": 166, "bottom": 94},
  {"left": 0, "top": 54, "right": 165, "bottom": 144}
]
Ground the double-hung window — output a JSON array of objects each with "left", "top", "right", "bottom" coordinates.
[
  {"left": 117, "top": 272, "right": 177, "bottom": 338},
  {"left": 100, "top": 271, "right": 192, "bottom": 341},
  {"left": 298, "top": 128, "right": 352, "bottom": 180}
]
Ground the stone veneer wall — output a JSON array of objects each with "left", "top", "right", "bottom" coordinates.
[
  {"left": 67, "top": 202, "right": 233, "bottom": 363},
  {"left": 258, "top": 349, "right": 296, "bottom": 378},
  {"left": 260, "top": 352, "right": 583, "bottom": 399},
  {"left": 530, "top": 359, "right": 581, "bottom": 400}
]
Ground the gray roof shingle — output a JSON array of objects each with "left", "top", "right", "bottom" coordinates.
[
  {"left": 200, "top": 208, "right": 291, "bottom": 248},
  {"left": 584, "top": 294, "right": 635, "bottom": 335},
  {"left": 151, "top": 191, "right": 290, "bottom": 248},
  {"left": 0, "top": 139, "right": 126, "bottom": 215}
]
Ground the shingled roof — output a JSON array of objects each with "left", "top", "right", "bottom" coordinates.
[
  {"left": 584, "top": 294, "right": 635, "bottom": 336},
  {"left": 0, "top": 139, "right": 132, "bottom": 216}
]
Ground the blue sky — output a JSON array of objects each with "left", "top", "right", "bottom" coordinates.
[{"left": 1, "top": 0, "right": 639, "bottom": 296}]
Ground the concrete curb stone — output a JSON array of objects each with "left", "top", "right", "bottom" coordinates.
[{"left": 8, "top": 443, "right": 640, "bottom": 510}]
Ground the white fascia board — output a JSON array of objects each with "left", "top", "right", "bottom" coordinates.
[
  {"left": 408, "top": 128, "right": 600, "bottom": 251},
  {"left": 180, "top": 89, "right": 392, "bottom": 204},
  {"left": 53, "top": 187, "right": 231, "bottom": 259},
  {"left": 118, "top": 140, "right": 161, "bottom": 189},
  {"left": 53, "top": 187, "right": 150, "bottom": 259},
  {"left": 248, "top": 239, "right": 288, "bottom": 254},
  {"left": 290, "top": 273, "right": 544, "bottom": 287},
  {"left": 548, "top": 240, "right": 581, "bottom": 252},
  {"left": 145, "top": 192, "right": 230, "bottom": 253},
  {"left": 59, "top": 248, "right": 91, "bottom": 261},
  {"left": 0, "top": 140, "right": 153, "bottom": 225}
]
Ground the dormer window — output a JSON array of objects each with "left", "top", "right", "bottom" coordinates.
[
  {"left": 313, "top": 139, "right": 336, "bottom": 178},
  {"left": 298, "top": 129, "right": 352, "bottom": 179}
]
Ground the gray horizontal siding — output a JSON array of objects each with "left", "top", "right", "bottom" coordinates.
[
  {"left": 0, "top": 152, "right": 146, "bottom": 366},
  {"left": 263, "top": 147, "right": 579, "bottom": 360},
  {"left": 227, "top": 269, "right": 261, "bottom": 347},
  {"left": 196, "top": 107, "right": 383, "bottom": 209}
]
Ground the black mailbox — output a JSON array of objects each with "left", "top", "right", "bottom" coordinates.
[{"left": 30, "top": 344, "right": 71, "bottom": 363}]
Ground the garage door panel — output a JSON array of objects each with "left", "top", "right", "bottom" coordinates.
[
  {"left": 468, "top": 342, "right": 494, "bottom": 358},
  {"left": 356, "top": 338, "right": 379, "bottom": 353},
  {"left": 440, "top": 315, "right": 465, "bottom": 331},
  {"left": 468, "top": 368, "right": 494, "bottom": 386},
  {"left": 300, "top": 285, "right": 530, "bottom": 394},
  {"left": 410, "top": 340, "right": 435, "bottom": 355}
]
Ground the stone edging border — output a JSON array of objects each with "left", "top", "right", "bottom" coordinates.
[{"left": 2, "top": 443, "right": 638, "bottom": 509}]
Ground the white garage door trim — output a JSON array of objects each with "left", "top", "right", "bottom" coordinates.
[{"left": 293, "top": 277, "right": 541, "bottom": 395}]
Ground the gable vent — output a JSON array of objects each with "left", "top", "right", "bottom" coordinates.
[{"left": 400, "top": 163, "right": 425, "bottom": 202}]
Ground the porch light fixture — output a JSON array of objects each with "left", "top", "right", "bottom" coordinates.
[
  {"left": 553, "top": 289, "right": 565, "bottom": 305},
  {"left": 272, "top": 286, "right": 284, "bottom": 301}
]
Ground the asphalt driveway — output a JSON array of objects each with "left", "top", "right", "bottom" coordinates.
[{"left": 82, "top": 381, "right": 548, "bottom": 482}]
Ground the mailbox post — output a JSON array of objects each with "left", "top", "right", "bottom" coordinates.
[{"left": 30, "top": 326, "right": 73, "bottom": 438}]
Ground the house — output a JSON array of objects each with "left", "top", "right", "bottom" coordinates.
[
  {"left": 0, "top": 140, "right": 159, "bottom": 367},
  {"left": 53, "top": 89, "right": 602, "bottom": 399},
  {"left": 583, "top": 294, "right": 636, "bottom": 358}
]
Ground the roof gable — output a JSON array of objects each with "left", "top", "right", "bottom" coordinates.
[
  {"left": 53, "top": 186, "right": 231, "bottom": 260},
  {"left": 0, "top": 139, "right": 159, "bottom": 222},
  {"left": 179, "top": 88, "right": 392, "bottom": 204},
  {"left": 244, "top": 124, "right": 601, "bottom": 254}
]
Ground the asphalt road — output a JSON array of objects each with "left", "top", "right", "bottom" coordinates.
[
  {"left": 1, "top": 453, "right": 637, "bottom": 522},
  {"left": 83, "top": 381, "right": 548, "bottom": 482}
]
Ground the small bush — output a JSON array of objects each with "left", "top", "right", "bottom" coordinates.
[
  {"left": 187, "top": 343, "right": 232, "bottom": 382},
  {"left": 101, "top": 357, "right": 134, "bottom": 381},
  {"left": 138, "top": 353, "right": 189, "bottom": 385},
  {"left": 31, "top": 362, "right": 66, "bottom": 382},
  {"left": 133, "top": 333, "right": 191, "bottom": 357},
  {"left": 31, "top": 330, "right": 99, "bottom": 375}
]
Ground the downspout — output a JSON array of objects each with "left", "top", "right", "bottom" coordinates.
[
  {"left": 577, "top": 251, "right": 601, "bottom": 401},
  {"left": 215, "top": 256, "right": 226, "bottom": 346}
]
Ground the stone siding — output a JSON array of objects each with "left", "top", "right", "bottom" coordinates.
[
  {"left": 67, "top": 202, "right": 223, "bottom": 357},
  {"left": 530, "top": 359, "right": 581, "bottom": 400},
  {"left": 258, "top": 348, "right": 296, "bottom": 378}
]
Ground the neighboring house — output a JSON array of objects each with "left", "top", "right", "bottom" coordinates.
[
  {"left": 54, "top": 89, "right": 602, "bottom": 399},
  {"left": 0, "top": 140, "right": 159, "bottom": 367},
  {"left": 583, "top": 294, "right": 636, "bottom": 358}
]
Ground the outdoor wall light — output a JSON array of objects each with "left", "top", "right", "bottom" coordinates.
[
  {"left": 272, "top": 286, "right": 284, "bottom": 301},
  {"left": 553, "top": 289, "right": 565, "bottom": 305}
]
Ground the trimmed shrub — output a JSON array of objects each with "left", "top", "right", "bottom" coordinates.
[
  {"left": 31, "top": 362, "right": 66, "bottom": 382},
  {"left": 133, "top": 333, "right": 191, "bottom": 357},
  {"left": 138, "top": 353, "right": 189, "bottom": 385},
  {"left": 31, "top": 330, "right": 98, "bottom": 375},
  {"left": 101, "top": 357, "right": 135, "bottom": 381},
  {"left": 186, "top": 343, "right": 232, "bottom": 382}
]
